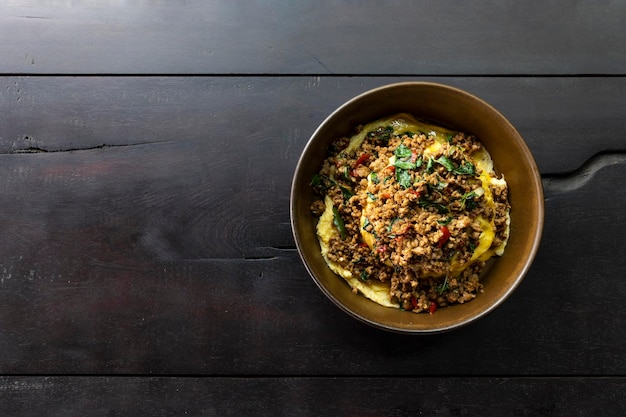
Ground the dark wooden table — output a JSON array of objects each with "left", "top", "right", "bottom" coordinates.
[{"left": 1, "top": 1, "right": 624, "bottom": 415}]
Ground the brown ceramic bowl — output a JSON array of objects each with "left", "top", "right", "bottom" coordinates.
[{"left": 290, "top": 82, "right": 544, "bottom": 334}]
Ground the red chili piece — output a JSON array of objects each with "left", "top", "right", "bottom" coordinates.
[
  {"left": 354, "top": 152, "right": 370, "bottom": 167},
  {"left": 429, "top": 301, "right": 437, "bottom": 314},
  {"left": 397, "top": 223, "right": 412, "bottom": 236},
  {"left": 351, "top": 153, "right": 371, "bottom": 177},
  {"left": 437, "top": 226, "right": 450, "bottom": 249}
]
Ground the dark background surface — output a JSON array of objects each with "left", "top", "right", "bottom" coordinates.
[{"left": 0, "top": 1, "right": 624, "bottom": 415}]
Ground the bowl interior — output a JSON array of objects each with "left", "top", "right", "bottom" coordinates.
[{"left": 291, "top": 82, "right": 544, "bottom": 333}]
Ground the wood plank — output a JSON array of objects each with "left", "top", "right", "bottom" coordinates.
[
  {"left": 0, "top": 1, "right": 624, "bottom": 75},
  {"left": 2, "top": 76, "right": 626, "bottom": 174},
  {"left": 0, "top": 150, "right": 624, "bottom": 375},
  {"left": 1, "top": 76, "right": 625, "bottom": 375},
  {"left": 1, "top": 376, "right": 624, "bottom": 416}
]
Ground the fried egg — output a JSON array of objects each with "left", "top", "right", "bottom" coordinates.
[{"left": 316, "top": 113, "right": 510, "bottom": 308}]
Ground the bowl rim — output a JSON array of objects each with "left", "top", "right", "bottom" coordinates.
[{"left": 290, "top": 81, "right": 544, "bottom": 334}]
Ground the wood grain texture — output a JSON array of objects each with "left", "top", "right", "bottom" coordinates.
[
  {"left": 2, "top": 76, "right": 626, "bottom": 173},
  {"left": 0, "top": 76, "right": 624, "bottom": 375},
  {"left": 0, "top": 1, "right": 624, "bottom": 75},
  {"left": 1, "top": 376, "right": 624, "bottom": 417},
  {"left": 0, "top": 1, "right": 623, "bottom": 413}
]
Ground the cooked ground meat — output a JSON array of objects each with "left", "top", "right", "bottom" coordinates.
[{"left": 311, "top": 115, "right": 510, "bottom": 313}]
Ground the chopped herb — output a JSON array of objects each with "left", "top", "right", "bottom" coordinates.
[
  {"left": 362, "top": 217, "right": 371, "bottom": 231},
  {"left": 435, "top": 155, "right": 456, "bottom": 171},
  {"left": 453, "top": 161, "right": 476, "bottom": 176},
  {"left": 366, "top": 192, "right": 377, "bottom": 201},
  {"left": 370, "top": 172, "right": 380, "bottom": 184},
  {"left": 433, "top": 203, "right": 450, "bottom": 214},
  {"left": 314, "top": 175, "right": 354, "bottom": 201},
  {"left": 360, "top": 270, "right": 370, "bottom": 281},
  {"left": 310, "top": 173, "right": 323, "bottom": 187},
  {"left": 426, "top": 157, "right": 434, "bottom": 174},
  {"left": 393, "top": 144, "right": 418, "bottom": 170},
  {"left": 368, "top": 125, "right": 394, "bottom": 144},
  {"left": 434, "top": 156, "right": 477, "bottom": 177},
  {"left": 328, "top": 177, "right": 355, "bottom": 200},
  {"left": 393, "top": 159, "right": 416, "bottom": 170},
  {"left": 392, "top": 159, "right": 414, "bottom": 170},
  {"left": 380, "top": 125, "right": 394, "bottom": 141},
  {"left": 310, "top": 174, "right": 332, "bottom": 192},
  {"left": 396, "top": 168, "right": 412, "bottom": 189},
  {"left": 387, "top": 217, "right": 400, "bottom": 234},
  {"left": 438, "top": 216, "right": 453, "bottom": 225},
  {"left": 447, "top": 145, "right": 458, "bottom": 156},
  {"left": 339, "top": 185, "right": 354, "bottom": 200},
  {"left": 419, "top": 197, "right": 449, "bottom": 214},
  {"left": 445, "top": 133, "right": 454, "bottom": 143},
  {"left": 332, "top": 206, "right": 347, "bottom": 240},
  {"left": 394, "top": 144, "right": 413, "bottom": 159},
  {"left": 460, "top": 190, "right": 478, "bottom": 210},
  {"left": 437, "top": 275, "right": 449, "bottom": 295}
]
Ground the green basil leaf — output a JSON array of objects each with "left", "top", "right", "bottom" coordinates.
[
  {"left": 436, "top": 155, "right": 456, "bottom": 171},
  {"left": 340, "top": 185, "right": 354, "bottom": 200},
  {"left": 453, "top": 161, "right": 476, "bottom": 176},
  {"left": 360, "top": 270, "right": 370, "bottom": 281},
  {"left": 393, "top": 160, "right": 415, "bottom": 170},
  {"left": 396, "top": 168, "right": 412, "bottom": 189},
  {"left": 310, "top": 174, "right": 331, "bottom": 192},
  {"left": 332, "top": 206, "right": 347, "bottom": 240},
  {"left": 394, "top": 143, "right": 412, "bottom": 159},
  {"left": 460, "top": 190, "right": 478, "bottom": 210},
  {"left": 368, "top": 125, "right": 394, "bottom": 144},
  {"left": 310, "top": 174, "right": 323, "bottom": 187},
  {"left": 426, "top": 157, "right": 434, "bottom": 174}
]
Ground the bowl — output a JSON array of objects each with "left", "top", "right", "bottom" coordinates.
[{"left": 290, "top": 82, "right": 544, "bottom": 334}]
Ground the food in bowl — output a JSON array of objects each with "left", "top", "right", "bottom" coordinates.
[{"left": 310, "top": 113, "right": 510, "bottom": 313}]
